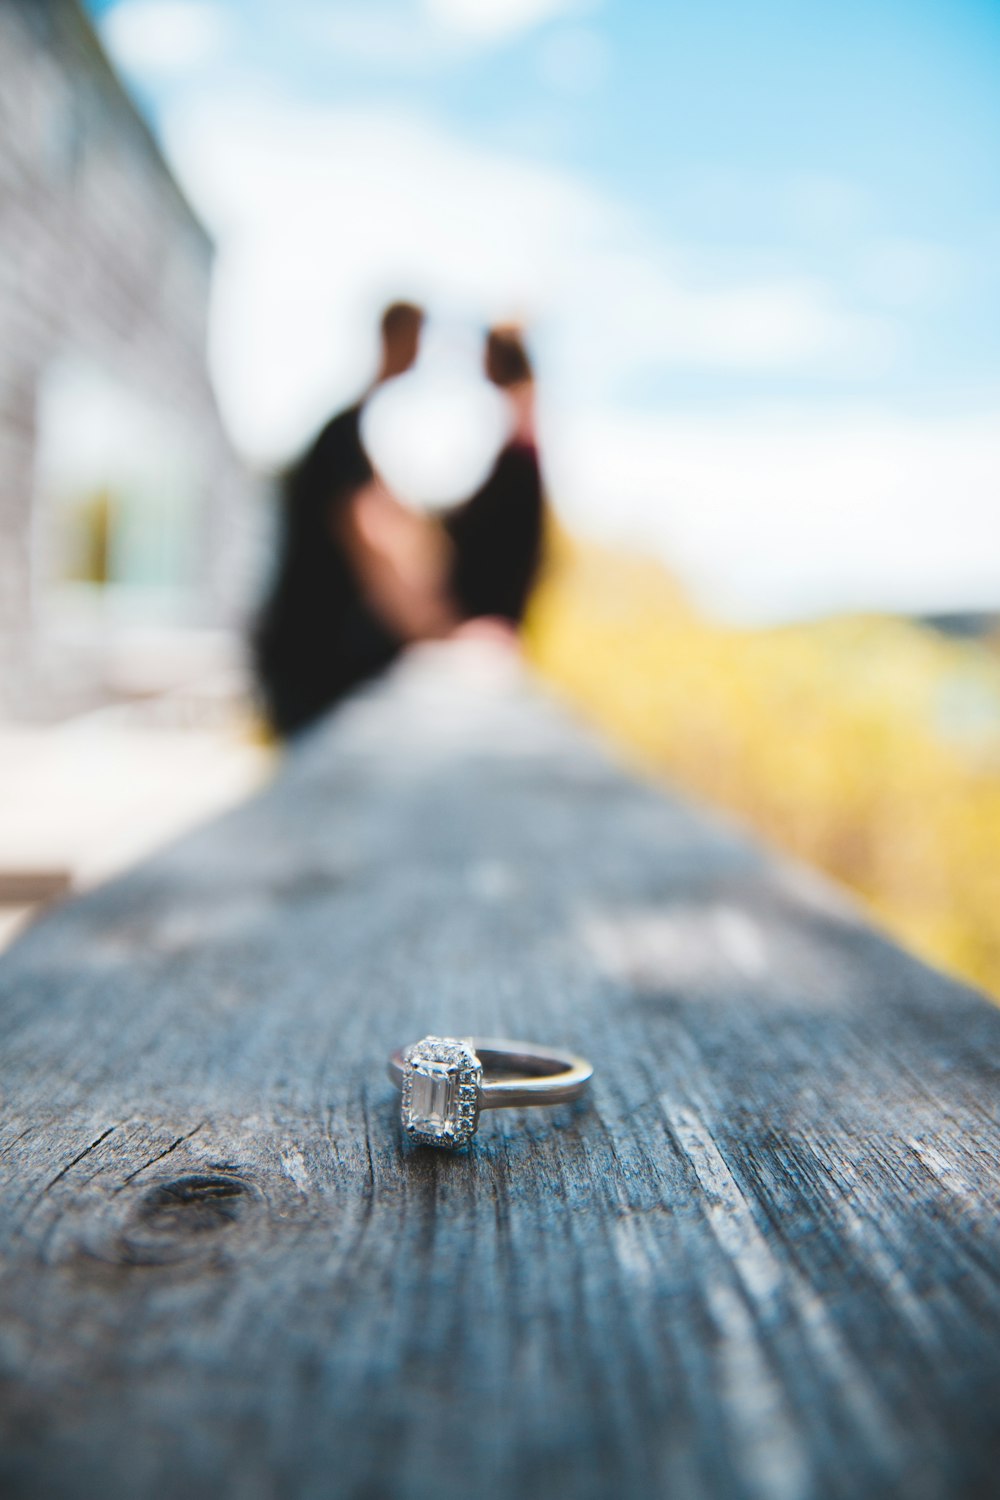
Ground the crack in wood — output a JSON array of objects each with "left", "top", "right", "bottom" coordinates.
[
  {"left": 118, "top": 1123, "right": 207, "bottom": 1188},
  {"left": 41, "top": 1126, "right": 117, "bottom": 1195},
  {"left": 0, "top": 1124, "right": 37, "bottom": 1160}
]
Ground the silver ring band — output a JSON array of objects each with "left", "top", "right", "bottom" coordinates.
[{"left": 388, "top": 1035, "right": 593, "bottom": 1148}]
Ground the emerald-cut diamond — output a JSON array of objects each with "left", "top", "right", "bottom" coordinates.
[{"left": 400, "top": 1036, "right": 482, "bottom": 1148}]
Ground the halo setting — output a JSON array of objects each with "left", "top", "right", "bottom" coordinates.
[{"left": 400, "top": 1036, "right": 483, "bottom": 1148}]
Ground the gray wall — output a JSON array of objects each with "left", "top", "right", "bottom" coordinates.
[{"left": 0, "top": 0, "right": 255, "bottom": 710}]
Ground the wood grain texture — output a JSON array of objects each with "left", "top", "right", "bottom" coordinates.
[{"left": 1, "top": 643, "right": 998, "bottom": 1500}]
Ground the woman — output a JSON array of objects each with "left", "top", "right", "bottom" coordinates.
[{"left": 444, "top": 325, "right": 546, "bottom": 629}]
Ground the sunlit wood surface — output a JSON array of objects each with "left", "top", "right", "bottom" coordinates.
[{"left": 1, "top": 643, "right": 998, "bottom": 1500}]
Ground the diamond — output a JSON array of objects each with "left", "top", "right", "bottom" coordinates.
[
  {"left": 410, "top": 1060, "right": 458, "bottom": 1132},
  {"left": 401, "top": 1036, "right": 482, "bottom": 1148}
]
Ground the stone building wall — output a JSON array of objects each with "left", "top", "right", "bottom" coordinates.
[{"left": 0, "top": 0, "right": 256, "bottom": 713}]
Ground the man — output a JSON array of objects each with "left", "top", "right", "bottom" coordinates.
[{"left": 253, "top": 302, "right": 425, "bottom": 738}]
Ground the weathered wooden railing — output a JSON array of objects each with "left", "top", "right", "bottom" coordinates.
[{"left": 1, "top": 643, "right": 998, "bottom": 1499}]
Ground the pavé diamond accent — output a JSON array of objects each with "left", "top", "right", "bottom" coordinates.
[{"left": 401, "top": 1036, "right": 482, "bottom": 1148}]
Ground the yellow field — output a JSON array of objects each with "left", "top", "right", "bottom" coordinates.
[{"left": 525, "top": 532, "right": 1000, "bottom": 999}]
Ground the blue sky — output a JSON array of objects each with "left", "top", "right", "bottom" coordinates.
[{"left": 87, "top": 0, "right": 1000, "bottom": 619}]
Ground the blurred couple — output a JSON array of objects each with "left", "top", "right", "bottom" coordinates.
[{"left": 253, "top": 302, "right": 545, "bottom": 739}]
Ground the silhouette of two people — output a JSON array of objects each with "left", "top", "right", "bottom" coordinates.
[{"left": 254, "top": 304, "right": 545, "bottom": 739}]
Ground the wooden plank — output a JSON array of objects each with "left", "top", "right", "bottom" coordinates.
[{"left": 0, "top": 641, "right": 997, "bottom": 1500}]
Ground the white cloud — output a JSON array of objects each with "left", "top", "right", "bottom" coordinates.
[
  {"left": 101, "top": 0, "right": 227, "bottom": 74},
  {"left": 362, "top": 349, "right": 509, "bottom": 506},
  {"left": 424, "top": 0, "right": 585, "bottom": 43},
  {"left": 305, "top": 5, "right": 461, "bottom": 70},
  {"left": 162, "top": 94, "right": 889, "bottom": 462},
  {"left": 304, "top": 0, "right": 593, "bottom": 71},
  {"left": 153, "top": 90, "right": 1000, "bottom": 621},
  {"left": 550, "top": 405, "right": 1000, "bottom": 621}
]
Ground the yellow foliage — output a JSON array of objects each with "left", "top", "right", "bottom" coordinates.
[{"left": 525, "top": 531, "right": 1000, "bottom": 999}]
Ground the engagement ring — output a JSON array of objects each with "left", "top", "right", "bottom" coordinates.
[{"left": 388, "top": 1035, "right": 593, "bottom": 1149}]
